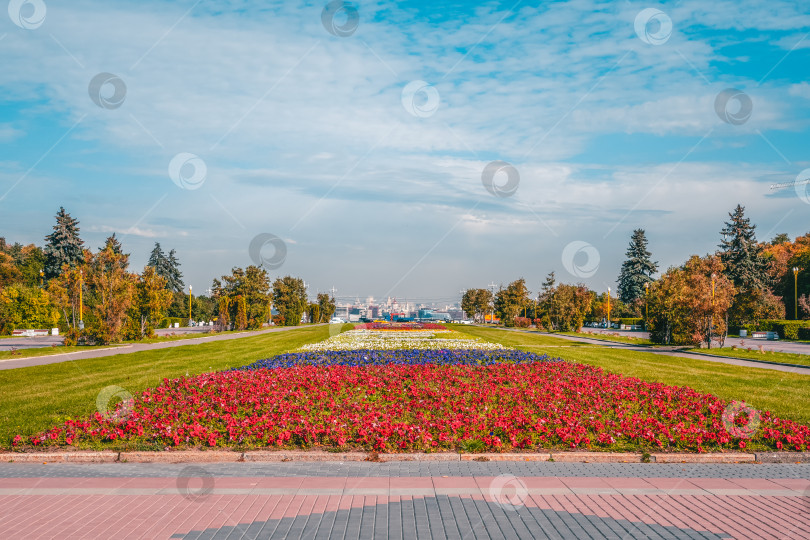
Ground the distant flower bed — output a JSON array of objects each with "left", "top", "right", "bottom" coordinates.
[
  {"left": 354, "top": 322, "right": 448, "bottom": 330},
  {"left": 18, "top": 351, "right": 810, "bottom": 453},
  {"left": 239, "top": 348, "right": 548, "bottom": 370},
  {"left": 297, "top": 329, "right": 505, "bottom": 351}
]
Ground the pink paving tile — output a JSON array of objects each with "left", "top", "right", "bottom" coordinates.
[
  {"left": 254, "top": 477, "right": 305, "bottom": 489},
  {"left": 726, "top": 478, "right": 787, "bottom": 491},
  {"left": 520, "top": 476, "right": 568, "bottom": 489},
  {"left": 432, "top": 476, "right": 478, "bottom": 489},
  {"left": 298, "top": 476, "right": 347, "bottom": 490},
  {"left": 601, "top": 477, "right": 656, "bottom": 490},
  {"left": 699, "top": 495, "right": 776, "bottom": 539},
  {"left": 117, "top": 477, "right": 178, "bottom": 488},
  {"left": 687, "top": 478, "right": 742, "bottom": 490},
  {"left": 344, "top": 477, "right": 389, "bottom": 489},
  {"left": 768, "top": 478, "right": 810, "bottom": 491},
  {"left": 389, "top": 477, "right": 434, "bottom": 489},
  {"left": 642, "top": 477, "right": 703, "bottom": 490},
  {"left": 559, "top": 476, "right": 613, "bottom": 490}
]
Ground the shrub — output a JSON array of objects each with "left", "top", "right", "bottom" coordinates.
[
  {"left": 799, "top": 327, "right": 810, "bottom": 341},
  {"left": 755, "top": 320, "right": 810, "bottom": 340},
  {"left": 619, "top": 317, "right": 643, "bottom": 326},
  {"left": 514, "top": 317, "right": 531, "bottom": 328}
]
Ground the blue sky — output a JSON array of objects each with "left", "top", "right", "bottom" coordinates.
[{"left": 1, "top": 0, "right": 809, "bottom": 303}]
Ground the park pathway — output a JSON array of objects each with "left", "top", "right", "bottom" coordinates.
[
  {"left": 0, "top": 326, "right": 322, "bottom": 371},
  {"left": 0, "top": 461, "right": 807, "bottom": 539},
  {"left": 497, "top": 328, "right": 810, "bottom": 375}
]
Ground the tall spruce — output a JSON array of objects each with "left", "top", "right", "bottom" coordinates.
[
  {"left": 617, "top": 229, "right": 658, "bottom": 304},
  {"left": 166, "top": 249, "right": 184, "bottom": 292},
  {"left": 718, "top": 205, "right": 769, "bottom": 291},
  {"left": 146, "top": 243, "right": 184, "bottom": 293},
  {"left": 43, "top": 207, "right": 85, "bottom": 279}
]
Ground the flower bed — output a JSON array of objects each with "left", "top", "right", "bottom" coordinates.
[
  {"left": 353, "top": 322, "right": 448, "bottom": 330},
  {"left": 298, "top": 329, "right": 505, "bottom": 351},
  {"left": 17, "top": 350, "right": 810, "bottom": 453}
]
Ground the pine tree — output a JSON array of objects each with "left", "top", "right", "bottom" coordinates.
[
  {"left": 147, "top": 243, "right": 168, "bottom": 276},
  {"left": 617, "top": 229, "right": 658, "bottom": 304},
  {"left": 718, "top": 205, "right": 770, "bottom": 291},
  {"left": 43, "top": 207, "right": 85, "bottom": 279}
]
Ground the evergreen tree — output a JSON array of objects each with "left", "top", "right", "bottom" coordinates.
[
  {"left": 101, "top": 233, "right": 124, "bottom": 255},
  {"left": 43, "top": 207, "right": 84, "bottom": 279},
  {"left": 617, "top": 229, "right": 658, "bottom": 304},
  {"left": 147, "top": 243, "right": 168, "bottom": 277},
  {"left": 166, "top": 249, "right": 185, "bottom": 293},
  {"left": 718, "top": 205, "right": 770, "bottom": 291}
]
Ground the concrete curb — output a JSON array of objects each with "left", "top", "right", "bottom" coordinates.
[{"left": 3, "top": 450, "right": 803, "bottom": 464}]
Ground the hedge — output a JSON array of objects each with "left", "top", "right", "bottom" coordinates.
[
  {"left": 739, "top": 320, "right": 810, "bottom": 340},
  {"left": 618, "top": 317, "right": 643, "bottom": 326}
]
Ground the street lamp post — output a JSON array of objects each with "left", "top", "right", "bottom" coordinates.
[
  {"left": 606, "top": 287, "right": 611, "bottom": 329},
  {"left": 188, "top": 285, "right": 192, "bottom": 325},
  {"left": 794, "top": 267, "right": 800, "bottom": 320},
  {"left": 709, "top": 273, "right": 716, "bottom": 349},
  {"left": 644, "top": 282, "right": 649, "bottom": 330},
  {"left": 78, "top": 268, "right": 84, "bottom": 330}
]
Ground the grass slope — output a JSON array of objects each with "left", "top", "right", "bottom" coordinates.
[{"left": 0, "top": 326, "right": 329, "bottom": 447}]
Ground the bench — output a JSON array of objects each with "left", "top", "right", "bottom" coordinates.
[
  {"left": 11, "top": 329, "right": 50, "bottom": 337},
  {"left": 751, "top": 331, "right": 779, "bottom": 341}
]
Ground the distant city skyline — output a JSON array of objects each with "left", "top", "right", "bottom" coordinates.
[{"left": 2, "top": 0, "right": 809, "bottom": 298}]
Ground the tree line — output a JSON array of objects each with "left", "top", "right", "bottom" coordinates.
[
  {"left": 462, "top": 204, "right": 809, "bottom": 346},
  {"left": 0, "top": 208, "right": 336, "bottom": 343}
]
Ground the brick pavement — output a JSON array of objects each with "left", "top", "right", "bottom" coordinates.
[{"left": 0, "top": 463, "right": 807, "bottom": 539}]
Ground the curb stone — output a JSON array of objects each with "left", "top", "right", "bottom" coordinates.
[
  {"left": 651, "top": 453, "right": 755, "bottom": 463},
  {"left": 4, "top": 451, "right": 802, "bottom": 463}
]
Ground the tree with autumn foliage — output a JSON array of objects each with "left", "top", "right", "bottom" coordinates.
[
  {"left": 85, "top": 245, "right": 135, "bottom": 344},
  {"left": 131, "top": 266, "right": 173, "bottom": 338},
  {"left": 212, "top": 266, "right": 272, "bottom": 329},
  {"left": 647, "top": 255, "right": 735, "bottom": 346}
]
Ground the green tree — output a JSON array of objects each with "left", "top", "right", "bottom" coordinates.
[
  {"left": 461, "top": 288, "right": 492, "bottom": 322},
  {"left": 147, "top": 243, "right": 184, "bottom": 292},
  {"left": 537, "top": 272, "right": 556, "bottom": 329},
  {"left": 494, "top": 279, "right": 529, "bottom": 327},
  {"left": 551, "top": 283, "right": 592, "bottom": 331},
  {"left": 132, "top": 266, "right": 173, "bottom": 338},
  {"left": 0, "top": 284, "right": 59, "bottom": 334},
  {"left": 235, "top": 295, "right": 248, "bottom": 330},
  {"left": 43, "top": 207, "right": 84, "bottom": 279},
  {"left": 617, "top": 229, "right": 657, "bottom": 304},
  {"left": 307, "top": 303, "right": 320, "bottom": 324},
  {"left": 719, "top": 205, "right": 770, "bottom": 291},
  {"left": 317, "top": 293, "right": 336, "bottom": 322},
  {"left": 272, "top": 276, "right": 308, "bottom": 326},
  {"left": 213, "top": 266, "right": 272, "bottom": 328}
]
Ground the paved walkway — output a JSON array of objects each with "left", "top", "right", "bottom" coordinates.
[
  {"left": 497, "top": 328, "right": 810, "bottom": 375},
  {"left": 0, "top": 462, "right": 807, "bottom": 539},
  {"left": 0, "top": 326, "right": 319, "bottom": 371}
]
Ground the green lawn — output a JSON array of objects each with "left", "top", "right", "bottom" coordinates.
[
  {"left": 556, "top": 331, "right": 655, "bottom": 346},
  {"left": 455, "top": 325, "right": 810, "bottom": 425},
  {"left": 688, "top": 347, "right": 810, "bottom": 367},
  {"left": 0, "top": 328, "right": 268, "bottom": 361},
  {"left": 0, "top": 325, "right": 329, "bottom": 447},
  {"left": 457, "top": 326, "right": 594, "bottom": 352}
]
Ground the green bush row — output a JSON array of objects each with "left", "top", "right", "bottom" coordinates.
[
  {"left": 738, "top": 319, "right": 810, "bottom": 340},
  {"left": 618, "top": 318, "right": 643, "bottom": 326}
]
